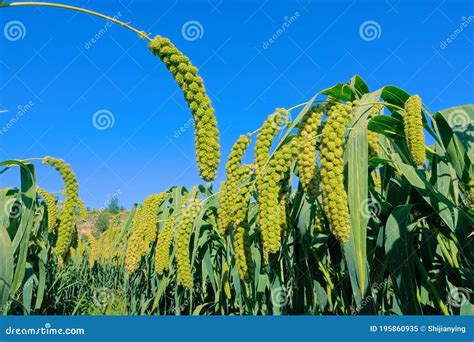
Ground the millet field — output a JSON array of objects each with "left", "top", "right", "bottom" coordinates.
[{"left": 0, "top": 1, "right": 473, "bottom": 316}]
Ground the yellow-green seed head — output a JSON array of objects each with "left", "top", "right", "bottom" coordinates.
[
  {"left": 231, "top": 164, "right": 254, "bottom": 281},
  {"left": 76, "top": 199, "right": 88, "bottom": 221},
  {"left": 125, "top": 206, "right": 144, "bottom": 272},
  {"left": 176, "top": 198, "right": 204, "bottom": 288},
  {"left": 85, "top": 232, "right": 98, "bottom": 268},
  {"left": 368, "top": 103, "right": 384, "bottom": 158},
  {"left": 154, "top": 215, "right": 176, "bottom": 275},
  {"left": 218, "top": 134, "right": 251, "bottom": 236},
  {"left": 254, "top": 109, "right": 288, "bottom": 174},
  {"left": 125, "top": 193, "right": 167, "bottom": 272},
  {"left": 42, "top": 157, "right": 79, "bottom": 264},
  {"left": 296, "top": 105, "right": 324, "bottom": 196},
  {"left": 222, "top": 262, "right": 232, "bottom": 300},
  {"left": 149, "top": 36, "right": 220, "bottom": 181},
  {"left": 319, "top": 103, "right": 352, "bottom": 243},
  {"left": 404, "top": 95, "right": 426, "bottom": 168},
  {"left": 256, "top": 143, "right": 295, "bottom": 258},
  {"left": 37, "top": 187, "right": 59, "bottom": 233}
]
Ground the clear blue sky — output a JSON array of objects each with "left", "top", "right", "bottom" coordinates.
[{"left": 0, "top": 0, "right": 472, "bottom": 208}]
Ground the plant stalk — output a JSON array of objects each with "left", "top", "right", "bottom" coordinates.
[{"left": 0, "top": 2, "right": 151, "bottom": 41}]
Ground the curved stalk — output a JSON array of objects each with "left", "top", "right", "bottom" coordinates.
[{"left": 0, "top": 2, "right": 151, "bottom": 41}]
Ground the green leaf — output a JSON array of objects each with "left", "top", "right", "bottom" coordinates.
[
  {"left": 381, "top": 85, "right": 410, "bottom": 109},
  {"left": 385, "top": 205, "right": 421, "bottom": 314},
  {"left": 321, "top": 83, "right": 355, "bottom": 101},
  {"left": 368, "top": 115, "right": 404, "bottom": 139},
  {"left": 0, "top": 161, "right": 37, "bottom": 298},
  {"left": 392, "top": 153, "right": 473, "bottom": 264},
  {"left": 437, "top": 104, "right": 473, "bottom": 159},
  {"left": 0, "top": 224, "right": 13, "bottom": 310},
  {"left": 34, "top": 255, "right": 47, "bottom": 311},
  {"left": 434, "top": 105, "right": 473, "bottom": 183},
  {"left": 343, "top": 89, "right": 381, "bottom": 313},
  {"left": 349, "top": 74, "right": 370, "bottom": 97}
]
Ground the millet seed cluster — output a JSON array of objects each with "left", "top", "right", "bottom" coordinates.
[
  {"left": 42, "top": 157, "right": 79, "bottom": 264},
  {"left": 404, "top": 95, "right": 426, "bottom": 168},
  {"left": 218, "top": 134, "right": 251, "bottom": 236},
  {"left": 319, "top": 102, "right": 356, "bottom": 243},
  {"left": 149, "top": 36, "right": 220, "bottom": 181},
  {"left": 176, "top": 198, "right": 204, "bottom": 288}
]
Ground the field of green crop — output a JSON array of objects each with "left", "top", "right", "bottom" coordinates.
[{"left": 0, "top": 1, "right": 472, "bottom": 316}]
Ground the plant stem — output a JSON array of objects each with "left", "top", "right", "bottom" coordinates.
[
  {"left": 436, "top": 232, "right": 454, "bottom": 268},
  {"left": 448, "top": 239, "right": 460, "bottom": 268},
  {"left": 414, "top": 256, "right": 449, "bottom": 315},
  {"left": 0, "top": 2, "right": 151, "bottom": 41}
]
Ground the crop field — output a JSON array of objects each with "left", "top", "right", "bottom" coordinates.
[{"left": 0, "top": 1, "right": 472, "bottom": 317}]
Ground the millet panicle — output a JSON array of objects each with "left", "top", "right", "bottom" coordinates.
[
  {"left": 218, "top": 134, "right": 251, "bottom": 236},
  {"left": 404, "top": 95, "right": 426, "bottom": 168},
  {"left": 42, "top": 157, "right": 79, "bottom": 264},
  {"left": 319, "top": 102, "right": 354, "bottom": 243},
  {"left": 154, "top": 214, "right": 176, "bottom": 276},
  {"left": 296, "top": 105, "right": 324, "bottom": 196},
  {"left": 37, "top": 187, "right": 59, "bottom": 234},
  {"left": 368, "top": 102, "right": 384, "bottom": 158},
  {"left": 254, "top": 109, "right": 288, "bottom": 175},
  {"left": 125, "top": 193, "right": 167, "bottom": 272},
  {"left": 176, "top": 198, "right": 204, "bottom": 288},
  {"left": 149, "top": 36, "right": 220, "bottom": 181},
  {"left": 256, "top": 142, "right": 296, "bottom": 257},
  {"left": 231, "top": 164, "right": 255, "bottom": 281}
]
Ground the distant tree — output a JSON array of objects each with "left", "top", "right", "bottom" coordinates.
[
  {"left": 106, "top": 196, "right": 124, "bottom": 214},
  {"left": 95, "top": 211, "right": 109, "bottom": 233}
]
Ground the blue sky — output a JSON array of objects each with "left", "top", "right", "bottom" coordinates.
[{"left": 0, "top": 0, "right": 472, "bottom": 208}]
